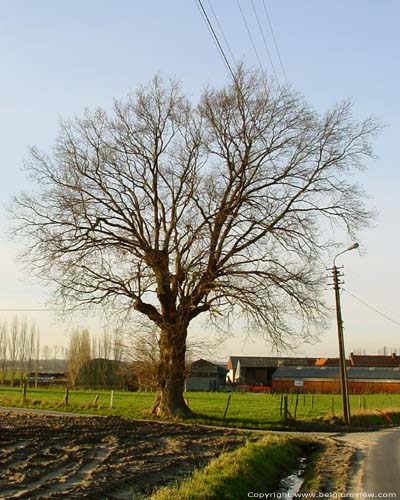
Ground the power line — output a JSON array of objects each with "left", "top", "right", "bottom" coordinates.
[
  {"left": 206, "top": 0, "right": 237, "bottom": 67},
  {"left": 0, "top": 306, "right": 131, "bottom": 313},
  {"left": 196, "top": 0, "right": 237, "bottom": 82},
  {"left": 262, "top": 0, "right": 288, "bottom": 82},
  {"left": 0, "top": 308, "right": 52, "bottom": 312},
  {"left": 250, "top": 0, "right": 279, "bottom": 81},
  {"left": 236, "top": 0, "right": 264, "bottom": 73},
  {"left": 343, "top": 289, "right": 400, "bottom": 329}
]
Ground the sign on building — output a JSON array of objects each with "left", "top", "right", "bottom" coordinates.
[{"left": 294, "top": 380, "right": 304, "bottom": 387}]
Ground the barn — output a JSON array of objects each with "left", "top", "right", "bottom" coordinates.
[
  {"left": 185, "top": 359, "right": 228, "bottom": 392},
  {"left": 271, "top": 366, "right": 400, "bottom": 394},
  {"left": 227, "top": 356, "right": 317, "bottom": 390}
]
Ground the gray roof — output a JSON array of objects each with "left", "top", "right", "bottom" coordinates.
[
  {"left": 273, "top": 366, "right": 400, "bottom": 380},
  {"left": 273, "top": 366, "right": 339, "bottom": 379},
  {"left": 348, "top": 367, "right": 400, "bottom": 380},
  {"left": 230, "top": 356, "right": 316, "bottom": 369},
  {"left": 190, "top": 359, "right": 228, "bottom": 375}
]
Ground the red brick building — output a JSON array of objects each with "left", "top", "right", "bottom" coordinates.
[
  {"left": 227, "top": 354, "right": 400, "bottom": 394},
  {"left": 271, "top": 366, "right": 400, "bottom": 394}
]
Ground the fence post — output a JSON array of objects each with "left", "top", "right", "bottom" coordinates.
[
  {"left": 294, "top": 393, "right": 299, "bottom": 419},
  {"left": 109, "top": 390, "right": 114, "bottom": 409},
  {"left": 311, "top": 393, "right": 314, "bottom": 409},
  {"left": 280, "top": 394, "right": 283, "bottom": 419},
  {"left": 64, "top": 386, "right": 69, "bottom": 406},
  {"left": 94, "top": 394, "right": 99, "bottom": 406},
  {"left": 223, "top": 394, "right": 231, "bottom": 419},
  {"left": 331, "top": 397, "right": 335, "bottom": 416},
  {"left": 22, "top": 378, "right": 27, "bottom": 404},
  {"left": 283, "top": 395, "right": 289, "bottom": 421}
]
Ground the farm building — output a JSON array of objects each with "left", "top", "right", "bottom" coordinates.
[
  {"left": 185, "top": 359, "right": 228, "bottom": 392},
  {"left": 227, "top": 356, "right": 317, "bottom": 389},
  {"left": 272, "top": 366, "right": 400, "bottom": 394},
  {"left": 28, "top": 372, "right": 68, "bottom": 386},
  {"left": 349, "top": 352, "right": 400, "bottom": 367}
]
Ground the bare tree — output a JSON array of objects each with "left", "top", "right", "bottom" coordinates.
[
  {"left": 41, "top": 344, "right": 50, "bottom": 371},
  {"left": 34, "top": 328, "right": 40, "bottom": 387},
  {"left": 67, "top": 328, "right": 91, "bottom": 388},
  {"left": 121, "top": 318, "right": 221, "bottom": 392},
  {"left": 9, "top": 317, "right": 19, "bottom": 387},
  {"left": 18, "top": 317, "right": 28, "bottom": 385},
  {"left": 91, "top": 328, "right": 113, "bottom": 360},
  {"left": 11, "top": 69, "right": 379, "bottom": 416},
  {"left": 91, "top": 335, "right": 99, "bottom": 359},
  {"left": 101, "top": 328, "right": 113, "bottom": 360},
  {"left": 112, "top": 328, "right": 124, "bottom": 362},
  {"left": 121, "top": 322, "right": 161, "bottom": 391},
  {"left": 0, "top": 321, "right": 8, "bottom": 385}
]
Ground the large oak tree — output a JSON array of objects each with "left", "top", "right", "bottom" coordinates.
[{"left": 12, "top": 69, "right": 378, "bottom": 416}]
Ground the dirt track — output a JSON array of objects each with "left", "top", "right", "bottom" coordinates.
[{"left": 0, "top": 410, "right": 247, "bottom": 499}]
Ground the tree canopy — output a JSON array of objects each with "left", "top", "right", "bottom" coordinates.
[{"left": 12, "top": 69, "right": 379, "bottom": 415}]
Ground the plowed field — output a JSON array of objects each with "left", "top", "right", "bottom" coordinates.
[{"left": 0, "top": 410, "right": 246, "bottom": 499}]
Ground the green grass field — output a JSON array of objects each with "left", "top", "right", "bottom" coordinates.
[{"left": 1, "top": 386, "right": 400, "bottom": 428}]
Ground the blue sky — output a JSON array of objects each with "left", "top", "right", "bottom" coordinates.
[{"left": 0, "top": 0, "right": 399, "bottom": 358}]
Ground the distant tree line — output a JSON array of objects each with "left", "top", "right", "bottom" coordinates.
[
  {"left": 0, "top": 316, "right": 127, "bottom": 388},
  {"left": 0, "top": 316, "right": 40, "bottom": 386}
]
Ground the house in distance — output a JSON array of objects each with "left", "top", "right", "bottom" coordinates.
[{"left": 185, "top": 359, "right": 228, "bottom": 392}]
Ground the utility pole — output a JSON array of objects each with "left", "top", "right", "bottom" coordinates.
[
  {"left": 329, "top": 243, "right": 359, "bottom": 425},
  {"left": 331, "top": 264, "right": 351, "bottom": 424}
]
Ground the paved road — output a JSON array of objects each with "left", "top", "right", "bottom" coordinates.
[{"left": 361, "top": 427, "right": 400, "bottom": 495}]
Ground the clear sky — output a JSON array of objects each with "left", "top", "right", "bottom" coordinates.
[{"left": 0, "top": 0, "right": 399, "bottom": 359}]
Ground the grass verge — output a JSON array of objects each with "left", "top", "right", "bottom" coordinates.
[
  {"left": 302, "top": 438, "right": 356, "bottom": 494},
  {"left": 149, "top": 435, "right": 309, "bottom": 500}
]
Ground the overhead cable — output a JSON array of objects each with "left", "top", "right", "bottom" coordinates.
[
  {"left": 236, "top": 0, "right": 265, "bottom": 73},
  {"left": 262, "top": 0, "right": 288, "bottom": 82},
  {"left": 206, "top": 0, "right": 237, "bottom": 66},
  {"left": 196, "top": 0, "right": 237, "bottom": 83},
  {"left": 343, "top": 289, "right": 400, "bottom": 329},
  {"left": 0, "top": 308, "right": 52, "bottom": 312},
  {"left": 251, "top": 0, "right": 279, "bottom": 81}
]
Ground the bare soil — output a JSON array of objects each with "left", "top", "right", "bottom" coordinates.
[{"left": 0, "top": 410, "right": 248, "bottom": 499}]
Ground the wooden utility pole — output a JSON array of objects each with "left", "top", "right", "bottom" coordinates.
[
  {"left": 329, "top": 243, "right": 359, "bottom": 425},
  {"left": 331, "top": 264, "right": 351, "bottom": 425}
]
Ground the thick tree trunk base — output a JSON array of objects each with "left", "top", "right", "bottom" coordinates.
[{"left": 151, "top": 391, "right": 194, "bottom": 418}]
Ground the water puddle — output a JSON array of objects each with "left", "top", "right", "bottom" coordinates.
[{"left": 278, "top": 456, "right": 307, "bottom": 498}]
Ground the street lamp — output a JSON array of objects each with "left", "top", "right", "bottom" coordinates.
[{"left": 331, "top": 243, "right": 359, "bottom": 425}]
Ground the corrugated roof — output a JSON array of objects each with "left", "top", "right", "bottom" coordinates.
[
  {"left": 273, "top": 366, "right": 400, "bottom": 380},
  {"left": 228, "top": 356, "right": 317, "bottom": 369},
  {"left": 348, "top": 367, "right": 400, "bottom": 379},
  {"left": 273, "top": 366, "right": 340, "bottom": 379}
]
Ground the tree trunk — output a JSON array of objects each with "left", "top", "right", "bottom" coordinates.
[{"left": 152, "top": 323, "right": 192, "bottom": 417}]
